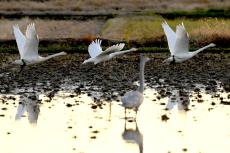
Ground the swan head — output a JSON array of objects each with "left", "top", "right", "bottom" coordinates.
[
  {"left": 130, "top": 48, "right": 138, "bottom": 52},
  {"left": 59, "top": 52, "right": 67, "bottom": 55},
  {"left": 82, "top": 57, "right": 95, "bottom": 65},
  {"left": 163, "top": 57, "right": 173, "bottom": 64},
  {"left": 144, "top": 57, "right": 150, "bottom": 62},
  {"left": 82, "top": 60, "right": 89, "bottom": 65},
  {"left": 11, "top": 59, "right": 24, "bottom": 65},
  {"left": 140, "top": 55, "right": 150, "bottom": 63},
  {"left": 209, "top": 43, "right": 216, "bottom": 47}
]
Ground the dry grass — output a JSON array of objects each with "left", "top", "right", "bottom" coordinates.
[
  {"left": 0, "top": 0, "right": 229, "bottom": 12},
  {"left": 101, "top": 16, "right": 230, "bottom": 45},
  {"left": 101, "top": 16, "right": 163, "bottom": 42},
  {"left": 190, "top": 19, "right": 230, "bottom": 45},
  {"left": 0, "top": 17, "right": 229, "bottom": 47}
]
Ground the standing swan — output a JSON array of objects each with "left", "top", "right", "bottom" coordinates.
[
  {"left": 12, "top": 23, "right": 67, "bottom": 71},
  {"left": 162, "top": 21, "right": 215, "bottom": 63},
  {"left": 121, "top": 55, "right": 150, "bottom": 119},
  {"left": 82, "top": 39, "right": 137, "bottom": 64}
]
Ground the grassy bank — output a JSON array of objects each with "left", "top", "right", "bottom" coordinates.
[
  {"left": 156, "top": 9, "right": 230, "bottom": 19},
  {"left": 101, "top": 16, "right": 230, "bottom": 47},
  {"left": 0, "top": 14, "right": 229, "bottom": 52}
]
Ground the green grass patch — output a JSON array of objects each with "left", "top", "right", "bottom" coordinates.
[
  {"left": 101, "top": 16, "right": 230, "bottom": 47},
  {"left": 156, "top": 9, "right": 230, "bottom": 19}
]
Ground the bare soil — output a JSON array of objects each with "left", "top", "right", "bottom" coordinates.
[{"left": 0, "top": 53, "right": 229, "bottom": 100}]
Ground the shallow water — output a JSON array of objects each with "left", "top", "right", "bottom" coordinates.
[
  {"left": 0, "top": 53, "right": 230, "bottom": 153},
  {"left": 0, "top": 82, "right": 230, "bottom": 153}
]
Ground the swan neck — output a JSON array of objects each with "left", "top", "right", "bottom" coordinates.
[
  {"left": 110, "top": 49, "right": 136, "bottom": 58},
  {"left": 192, "top": 44, "right": 213, "bottom": 55},
  {"left": 43, "top": 52, "right": 66, "bottom": 61},
  {"left": 138, "top": 60, "right": 146, "bottom": 93}
]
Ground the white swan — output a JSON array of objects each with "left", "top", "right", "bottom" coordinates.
[
  {"left": 82, "top": 39, "right": 137, "bottom": 64},
  {"left": 15, "top": 93, "right": 40, "bottom": 124},
  {"left": 12, "top": 23, "right": 67, "bottom": 71},
  {"left": 121, "top": 55, "right": 150, "bottom": 118},
  {"left": 162, "top": 21, "right": 216, "bottom": 63}
]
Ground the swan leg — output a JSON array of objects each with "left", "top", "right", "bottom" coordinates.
[
  {"left": 124, "top": 118, "right": 127, "bottom": 130},
  {"left": 135, "top": 121, "right": 138, "bottom": 130},
  {"left": 170, "top": 55, "right": 176, "bottom": 65},
  {"left": 108, "top": 102, "right": 112, "bottom": 121},
  {"left": 19, "top": 59, "right": 26, "bottom": 73},
  {"left": 134, "top": 108, "right": 138, "bottom": 121},
  {"left": 125, "top": 108, "right": 126, "bottom": 119}
]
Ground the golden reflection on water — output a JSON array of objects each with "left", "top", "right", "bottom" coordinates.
[{"left": 0, "top": 87, "right": 230, "bottom": 153}]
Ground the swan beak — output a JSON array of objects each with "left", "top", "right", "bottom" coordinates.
[
  {"left": 146, "top": 57, "right": 151, "bottom": 62},
  {"left": 131, "top": 48, "right": 138, "bottom": 51},
  {"left": 210, "top": 43, "right": 216, "bottom": 47},
  {"left": 162, "top": 59, "right": 170, "bottom": 64}
]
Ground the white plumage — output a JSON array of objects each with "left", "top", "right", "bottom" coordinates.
[
  {"left": 83, "top": 39, "right": 137, "bottom": 64},
  {"left": 166, "top": 89, "right": 190, "bottom": 111},
  {"left": 15, "top": 93, "right": 40, "bottom": 124},
  {"left": 162, "top": 21, "right": 216, "bottom": 63},
  {"left": 12, "top": 23, "right": 67, "bottom": 67}
]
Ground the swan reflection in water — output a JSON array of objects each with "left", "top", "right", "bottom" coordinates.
[
  {"left": 166, "top": 88, "right": 190, "bottom": 112},
  {"left": 15, "top": 92, "right": 40, "bottom": 124},
  {"left": 122, "top": 122, "right": 143, "bottom": 153}
]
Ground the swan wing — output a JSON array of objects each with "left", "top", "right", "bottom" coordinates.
[
  {"left": 166, "top": 98, "right": 176, "bottom": 110},
  {"left": 13, "top": 25, "right": 26, "bottom": 58},
  {"left": 99, "top": 43, "right": 125, "bottom": 56},
  {"left": 174, "top": 23, "right": 189, "bottom": 55},
  {"left": 23, "top": 23, "right": 39, "bottom": 59},
  {"left": 88, "top": 39, "right": 103, "bottom": 58},
  {"left": 162, "top": 21, "right": 176, "bottom": 54},
  {"left": 15, "top": 103, "right": 26, "bottom": 120},
  {"left": 121, "top": 91, "right": 143, "bottom": 108},
  {"left": 27, "top": 103, "right": 39, "bottom": 124}
]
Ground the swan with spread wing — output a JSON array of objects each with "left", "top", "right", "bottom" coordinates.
[
  {"left": 12, "top": 23, "right": 67, "bottom": 71},
  {"left": 162, "top": 21, "right": 215, "bottom": 64},
  {"left": 83, "top": 39, "right": 137, "bottom": 64}
]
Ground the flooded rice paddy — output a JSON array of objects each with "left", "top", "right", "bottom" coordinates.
[{"left": 0, "top": 53, "right": 230, "bottom": 153}]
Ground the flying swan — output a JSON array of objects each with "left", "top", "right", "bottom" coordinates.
[
  {"left": 83, "top": 39, "right": 137, "bottom": 64},
  {"left": 162, "top": 21, "right": 215, "bottom": 64},
  {"left": 12, "top": 23, "right": 67, "bottom": 71}
]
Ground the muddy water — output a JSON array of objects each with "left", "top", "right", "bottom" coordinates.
[{"left": 0, "top": 53, "right": 230, "bottom": 153}]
